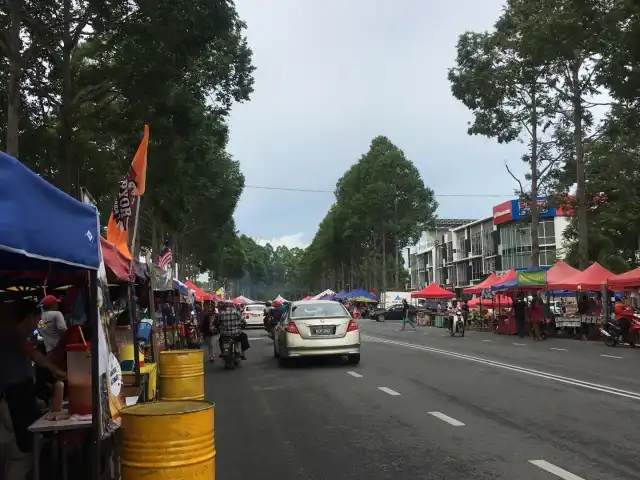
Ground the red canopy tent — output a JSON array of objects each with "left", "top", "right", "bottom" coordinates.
[
  {"left": 468, "top": 295, "right": 512, "bottom": 309},
  {"left": 411, "top": 282, "right": 455, "bottom": 299},
  {"left": 184, "top": 280, "right": 207, "bottom": 301},
  {"left": 546, "top": 260, "right": 581, "bottom": 286},
  {"left": 608, "top": 267, "right": 640, "bottom": 291},
  {"left": 100, "top": 237, "right": 131, "bottom": 282},
  {"left": 302, "top": 295, "right": 314, "bottom": 300},
  {"left": 550, "top": 262, "right": 615, "bottom": 291},
  {"left": 489, "top": 269, "right": 517, "bottom": 290},
  {"left": 463, "top": 273, "right": 500, "bottom": 295}
]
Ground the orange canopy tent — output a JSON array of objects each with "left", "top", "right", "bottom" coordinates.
[
  {"left": 411, "top": 282, "right": 455, "bottom": 299},
  {"left": 607, "top": 267, "right": 640, "bottom": 291},
  {"left": 463, "top": 273, "right": 500, "bottom": 295},
  {"left": 550, "top": 262, "right": 615, "bottom": 291}
]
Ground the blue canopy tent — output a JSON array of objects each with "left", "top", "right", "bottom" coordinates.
[
  {"left": 344, "top": 288, "right": 367, "bottom": 299},
  {"left": 333, "top": 290, "right": 348, "bottom": 300},
  {"left": 0, "top": 152, "right": 100, "bottom": 272},
  {"left": 1, "top": 152, "right": 103, "bottom": 480}
]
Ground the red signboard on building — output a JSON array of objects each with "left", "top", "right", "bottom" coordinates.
[{"left": 492, "top": 200, "right": 513, "bottom": 225}]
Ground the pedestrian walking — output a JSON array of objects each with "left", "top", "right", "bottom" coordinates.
[
  {"left": 201, "top": 305, "right": 216, "bottom": 361},
  {"left": 401, "top": 299, "right": 416, "bottom": 331},
  {"left": 530, "top": 295, "right": 543, "bottom": 340},
  {"left": 514, "top": 292, "right": 526, "bottom": 338}
]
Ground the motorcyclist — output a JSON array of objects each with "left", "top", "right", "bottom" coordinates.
[
  {"left": 263, "top": 301, "right": 273, "bottom": 329},
  {"left": 615, "top": 294, "right": 635, "bottom": 346},
  {"left": 215, "top": 301, "right": 249, "bottom": 359}
]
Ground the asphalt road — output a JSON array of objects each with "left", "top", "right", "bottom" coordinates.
[{"left": 205, "top": 321, "right": 640, "bottom": 479}]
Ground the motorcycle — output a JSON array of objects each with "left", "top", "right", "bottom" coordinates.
[
  {"left": 450, "top": 310, "right": 465, "bottom": 337},
  {"left": 600, "top": 316, "right": 640, "bottom": 347},
  {"left": 220, "top": 335, "right": 243, "bottom": 369}
]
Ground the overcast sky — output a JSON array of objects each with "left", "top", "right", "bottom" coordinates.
[{"left": 228, "top": 0, "right": 526, "bottom": 249}]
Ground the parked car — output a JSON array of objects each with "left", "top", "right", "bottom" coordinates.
[{"left": 370, "top": 303, "right": 420, "bottom": 322}]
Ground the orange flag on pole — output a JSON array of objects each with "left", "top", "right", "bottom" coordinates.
[{"left": 106, "top": 125, "right": 149, "bottom": 259}]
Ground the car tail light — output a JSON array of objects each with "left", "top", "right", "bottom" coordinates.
[
  {"left": 284, "top": 322, "right": 299, "bottom": 334},
  {"left": 347, "top": 319, "right": 358, "bottom": 332},
  {"left": 243, "top": 313, "right": 249, "bottom": 318}
]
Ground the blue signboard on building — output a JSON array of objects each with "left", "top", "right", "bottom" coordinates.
[{"left": 510, "top": 197, "right": 557, "bottom": 221}]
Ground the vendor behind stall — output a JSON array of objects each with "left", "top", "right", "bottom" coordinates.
[
  {"left": 1, "top": 299, "right": 66, "bottom": 478},
  {"left": 38, "top": 295, "right": 68, "bottom": 353}
]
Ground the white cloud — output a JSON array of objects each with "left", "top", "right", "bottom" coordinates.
[{"left": 256, "top": 232, "right": 307, "bottom": 249}]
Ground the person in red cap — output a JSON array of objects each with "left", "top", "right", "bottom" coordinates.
[{"left": 38, "top": 295, "right": 68, "bottom": 353}]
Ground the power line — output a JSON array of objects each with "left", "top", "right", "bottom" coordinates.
[{"left": 244, "top": 184, "right": 513, "bottom": 198}]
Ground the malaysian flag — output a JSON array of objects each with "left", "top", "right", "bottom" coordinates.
[{"left": 158, "top": 242, "right": 172, "bottom": 269}]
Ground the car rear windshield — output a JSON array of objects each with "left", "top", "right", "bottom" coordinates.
[
  {"left": 246, "top": 305, "right": 264, "bottom": 311},
  {"left": 291, "top": 302, "right": 349, "bottom": 319}
]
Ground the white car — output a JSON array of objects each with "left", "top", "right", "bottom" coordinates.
[
  {"left": 243, "top": 304, "right": 266, "bottom": 328},
  {"left": 273, "top": 300, "right": 360, "bottom": 366}
]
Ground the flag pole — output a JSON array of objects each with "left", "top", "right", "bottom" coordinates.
[{"left": 128, "top": 197, "right": 142, "bottom": 389}]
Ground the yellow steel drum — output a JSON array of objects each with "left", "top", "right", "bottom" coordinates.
[
  {"left": 122, "top": 400, "right": 215, "bottom": 479},
  {"left": 159, "top": 349, "right": 204, "bottom": 401}
]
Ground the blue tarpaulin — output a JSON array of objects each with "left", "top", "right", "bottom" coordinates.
[
  {"left": 0, "top": 152, "right": 100, "bottom": 270},
  {"left": 172, "top": 279, "right": 189, "bottom": 294}
]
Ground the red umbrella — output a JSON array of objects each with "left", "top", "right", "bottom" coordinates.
[{"left": 411, "top": 282, "right": 455, "bottom": 299}]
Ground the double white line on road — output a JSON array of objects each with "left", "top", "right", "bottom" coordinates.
[{"left": 362, "top": 335, "right": 640, "bottom": 401}]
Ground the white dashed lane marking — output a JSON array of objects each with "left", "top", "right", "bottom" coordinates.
[
  {"left": 550, "top": 347, "right": 568, "bottom": 352},
  {"left": 528, "top": 460, "right": 585, "bottom": 479},
  {"left": 513, "top": 342, "right": 526, "bottom": 346},
  {"left": 601, "top": 354, "right": 623, "bottom": 359},
  {"left": 346, "top": 371, "right": 363, "bottom": 378},
  {"left": 378, "top": 387, "right": 401, "bottom": 396},
  {"left": 428, "top": 411, "right": 465, "bottom": 427},
  {"left": 482, "top": 340, "right": 492, "bottom": 342}
]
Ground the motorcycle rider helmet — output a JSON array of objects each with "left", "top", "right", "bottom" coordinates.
[{"left": 266, "top": 301, "right": 272, "bottom": 307}]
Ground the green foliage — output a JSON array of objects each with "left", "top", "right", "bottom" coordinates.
[
  {"left": 450, "top": 0, "right": 640, "bottom": 270},
  {"left": 561, "top": 110, "right": 640, "bottom": 273},
  {"left": 300, "top": 136, "right": 437, "bottom": 293},
  {"left": 1, "top": 0, "right": 255, "bottom": 278},
  {"left": 234, "top": 236, "right": 306, "bottom": 300}
]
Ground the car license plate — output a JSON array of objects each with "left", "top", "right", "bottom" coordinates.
[{"left": 312, "top": 326, "right": 335, "bottom": 335}]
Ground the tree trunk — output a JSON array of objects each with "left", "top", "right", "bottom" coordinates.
[
  {"left": 60, "top": 0, "right": 75, "bottom": 194},
  {"left": 151, "top": 215, "right": 158, "bottom": 258},
  {"left": 394, "top": 197, "right": 399, "bottom": 289},
  {"left": 530, "top": 82, "right": 540, "bottom": 267},
  {"left": 381, "top": 229, "right": 387, "bottom": 298},
  {"left": 6, "top": 0, "right": 24, "bottom": 157},
  {"left": 572, "top": 61, "right": 588, "bottom": 269}
]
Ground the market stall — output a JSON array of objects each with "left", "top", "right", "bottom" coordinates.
[
  {"left": 548, "top": 262, "right": 614, "bottom": 334},
  {"left": 411, "top": 283, "right": 455, "bottom": 327},
  {"left": 490, "top": 269, "right": 546, "bottom": 334},
  {"left": 0, "top": 152, "right": 104, "bottom": 479}
]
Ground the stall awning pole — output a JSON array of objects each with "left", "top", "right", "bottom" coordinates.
[{"left": 88, "top": 269, "right": 101, "bottom": 480}]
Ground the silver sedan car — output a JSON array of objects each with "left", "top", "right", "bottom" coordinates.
[{"left": 273, "top": 300, "right": 360, "bottom": 366}]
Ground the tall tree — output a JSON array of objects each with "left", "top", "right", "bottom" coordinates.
[
  {"left": 503, "top": 0, "right": 617, "bottom": 268},
  {"left": 448, "top": 27, "right": 559, "bottom": 266},
  {"left": 301, "top": 136, "right": 436, "bottom": 294}
]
